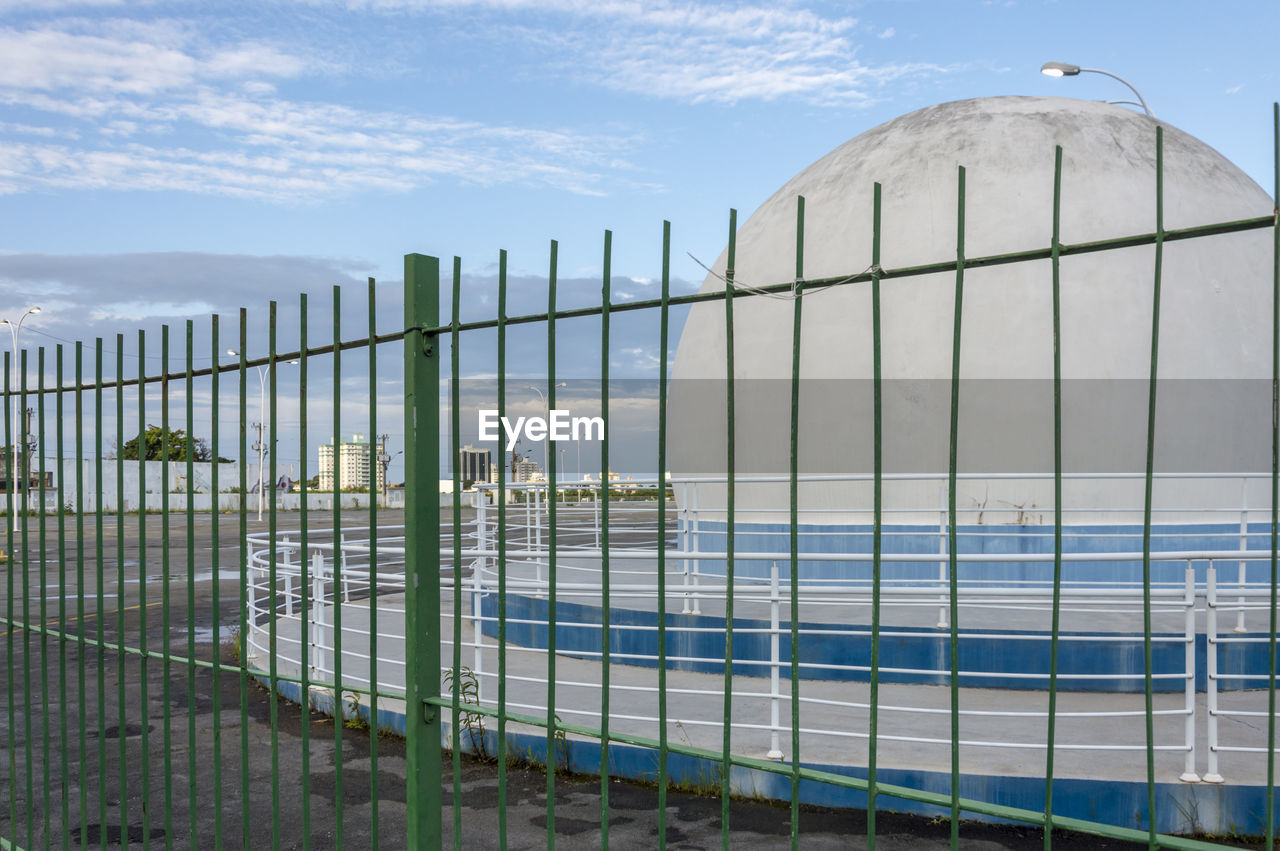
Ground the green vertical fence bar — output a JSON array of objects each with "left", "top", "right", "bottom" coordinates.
[
  {"left": 20, "top": 349, "right": 29, "bottom": 851},
  {"left": 947, "top": 167, "right": 966, "bottom": 849},
  {"left": 19, "top": 348, "right": 29, "bottom": 849},
  {"left": 268, "top": 300, "right": 282, "bottom": 850},
  {"left": 600, "top": 230, "right": 613, "bottom": 849},
  {"left": 210, "top": 317, "right": 224, "bottom": 849},
  {"left": 1140, "top": 127, "right": 1165, "bottom": 850},
  {"left": 37, "top": 347, "right": 49, "bottom": 845},
  {"left": 160, "top": 324, "right": 174, "bottom": 846},
  {"left": 236, "top": 311, "right": 250, "bottom": 849},
  {"left": 1268, "top": 101, "right": 1279, "bottom": 850},
  {"left": 114, "top": 338, "right": 125, "bottom": 848},
  {"left": 721, "top": 211, "right": 736, "bottom": 849},
  {"left": 496, "top": 249, "right": 509, "bottom": 850},
  {"left": 330, "top": 285, "right": 345, "bottom": 848},
  {"left": 1044, "top": 146, "right": 1065, "bottom": 850},
  {"left": 789, "top": 197, "right": 804, "bottom": 849},
  {"left": 55, "top": 344, "right": 69, "bottom": 847},
  {"left": 366, "top": 278, "right": 381, "bottom": 847},
  {"left": 2, "top": 352, "right": 11, "bottom": 843},
  {"left": 75, "top": 342, "right": 88, "bottom": 851},
  {"left": 298, "top": 293, "right": 312, "bottom": 850},
  {"left": 866, "top": 184, "right": 884, "bottom": 849},
  {"left": 403, "top": 252, "right": 442, "bottom": 848},
  {"left": 136, "top": 329, "right": 152, "bottom": 851},
  {"left": 448, "top": 255, "right": 463, "bottom": 851},
  {"left": 94, "top": 338, "right": 106, "bottom": 851},
  {"left": 545, "top": 239, "right": 559, "bottom": 848},
  {"left": 657, "top": 220, "right": 672, "bottom": 847},
  {"left": 185, "top": 320, "right": 197, "bottom": 849}
]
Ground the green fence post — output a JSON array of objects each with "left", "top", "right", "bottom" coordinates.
[{"left": 404, "top": 253, "right": 443, "bottom": 847}]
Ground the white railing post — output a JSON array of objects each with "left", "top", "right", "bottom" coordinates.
[
  {"left": 247, "top": 551, "right": 258, "bottom": 637},
  {"left": 311, "top": 552, "right": 326, "bottom": 683},
  {"left": 690, "top": 483, "right": 701, "bottom": 615},
  {"left": 1180, "top": 562, "right": 1200, "bottom": 782},
  {"left": 476, "top": 487, "right": 488, "bottom": 566},
  {"left": 593, "top": 482, "right": 601, "bottom": 549},
  {"left": 768, "top": 561, "right": 783, "bottom": 760},
  {"left": 339, "top": 533, "right": 350, "bottom": 602},
  {"left": 1237, "top": 478, "right": 1248, "bottom": 633},
  {"left": 937, "top": 485, "right": 948, "bottom": 630},
  {"left": 472, "top": 513, "right": 486, "bottom": 706},
  {"left": 1205, "top": 563, "right": 1224, "bottom": 783},
  {"left": 283, "top": 536, "right": 294, "bottom": 617},
  {"left": 534, "top": 487, "right": 544, "bottom": 596},
  {"left": 681, "top": 482, "right": 692, "bottom": 615}
]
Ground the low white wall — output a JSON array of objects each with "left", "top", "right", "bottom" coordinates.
[{"left": 6, "top": 458, "right": 408, "bottom": 512}]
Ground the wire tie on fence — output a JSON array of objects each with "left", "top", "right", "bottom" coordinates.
[{"left": 688, "top": 252, "right": 884, "bottom": 302}]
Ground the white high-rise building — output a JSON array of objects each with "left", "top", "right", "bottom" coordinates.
[{"left": 318, "top": 433, "right": 385, "bottom": 492}]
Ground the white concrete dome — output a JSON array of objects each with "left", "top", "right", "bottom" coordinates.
[{"left": 669, "top": 96, "right": 1275, "bottom": 523}]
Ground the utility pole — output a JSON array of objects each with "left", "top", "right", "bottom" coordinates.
[
  {"left": 377, "top": 433, "right": 391, "bottom": 506},
  {"left": 511, "top": 438, "right": 523, "bottom": 483},
  {"left": 21, "top": 406, "right": 33, "bottom": 495},
  {"left": 251, "top": 421, "right": 265, "bottom": 521}
]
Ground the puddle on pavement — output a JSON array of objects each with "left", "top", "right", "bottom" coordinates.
[{"left": 192, "top": 625, "right": 237, "bottom": 644}]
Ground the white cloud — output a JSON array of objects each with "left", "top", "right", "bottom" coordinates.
[
  {"left": 0, "top": 0, "right": 125, "bottom": 9},
  {"left": 0, "top": 17, "right": 642, "bottom": 199},
  {"left": 306, "top": 0, "right": 935, "bottom": 106},
  {"left": 91, "top": 300, "right": 220, "bottom": 321},
  {"left": 1226, "top": 84, "right": 1243, "bottom": 95},
  {"left": 0, "top": 2, "right": 935, "bottom": 200},
  {"left": 877, "top": 26, "right": 895, "bottom": 39}
]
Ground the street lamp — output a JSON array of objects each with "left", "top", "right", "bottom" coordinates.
[
  {"left": 523, "top": 382, "right": 567, "bottom": 479},
  {"left": 1, "top": 306, "right": 40, "bottom": 498},
  {"left": 227, "top": 349, "right": 298, "bottom": 521},
  {"left": 1040, "top": 61, "right": 1154, "bottom": 118}
]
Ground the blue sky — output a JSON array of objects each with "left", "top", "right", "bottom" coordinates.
[{"left": 0, "top": 0, "right": 1276, "bottom": 476}]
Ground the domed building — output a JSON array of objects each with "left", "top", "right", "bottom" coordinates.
[{"left": 669, "top": 95, "right": 1274, "bottom": 583}]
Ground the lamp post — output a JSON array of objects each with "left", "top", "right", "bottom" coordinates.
[
  {"left": 523, "top": 382, "right": 567, "bottom": 479},
  {"left": 1040, "top": 61, "right": 1155, "bottom": 118},
  {"left": 558, "top": 446, "right": 566, "bottom": 482},
  {"left": 227, "top": 349, "right": 297, "bottom": 521},
  {"left": 1, "top": 306, "right": 40, "bottom": 498}
]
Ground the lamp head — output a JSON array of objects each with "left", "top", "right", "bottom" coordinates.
[
  {"left": 1041, "top": 61, "right": 1081, "bottom": 78},
  {"left": 27, "top": 306, "right": 40, "bottom": 315}
]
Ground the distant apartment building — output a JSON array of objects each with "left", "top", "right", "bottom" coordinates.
[
  {"left": 512, "top": 456, "right": 541, "bottom": 483},
  {"left": 458, "top": 444, "right": 492, "bottom": 486},
  {"left": 318, "top": 433, "right": 385, "bottom": 492}
]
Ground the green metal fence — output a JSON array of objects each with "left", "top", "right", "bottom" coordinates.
[
  {"left": 410, "top": 116, "right": 1280, "bottom": 850},
  {"left": 0, "top": 289, "right": 419, "bottom": 848},
  {"left": 0, "top": 108, "right": 1278, "bottom": 850}
]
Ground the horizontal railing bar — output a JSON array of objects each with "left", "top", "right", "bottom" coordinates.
[
  {"left": 0, "top": 332, "right": 408, "bottom": 396},
  {"left": 3, "top": 217, "right": 1270, "bottom": 397},
  {"left": 455, "top": 547, "right": 1276, "bottom": 564},
  {"left": 416, "top": 215, "right": 1275, "bottom": 337}
]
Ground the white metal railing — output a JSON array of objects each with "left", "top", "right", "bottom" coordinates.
[
  {"left": 242, "top": 473, "right": 1280, "bottom": 787},
  {"left": 1204, "top": 564, "right": 1280, "bottom": 784}
]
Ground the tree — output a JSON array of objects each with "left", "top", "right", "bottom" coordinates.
[{"left": 120, "top": 425, "right": 229, "bottom": 462}]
